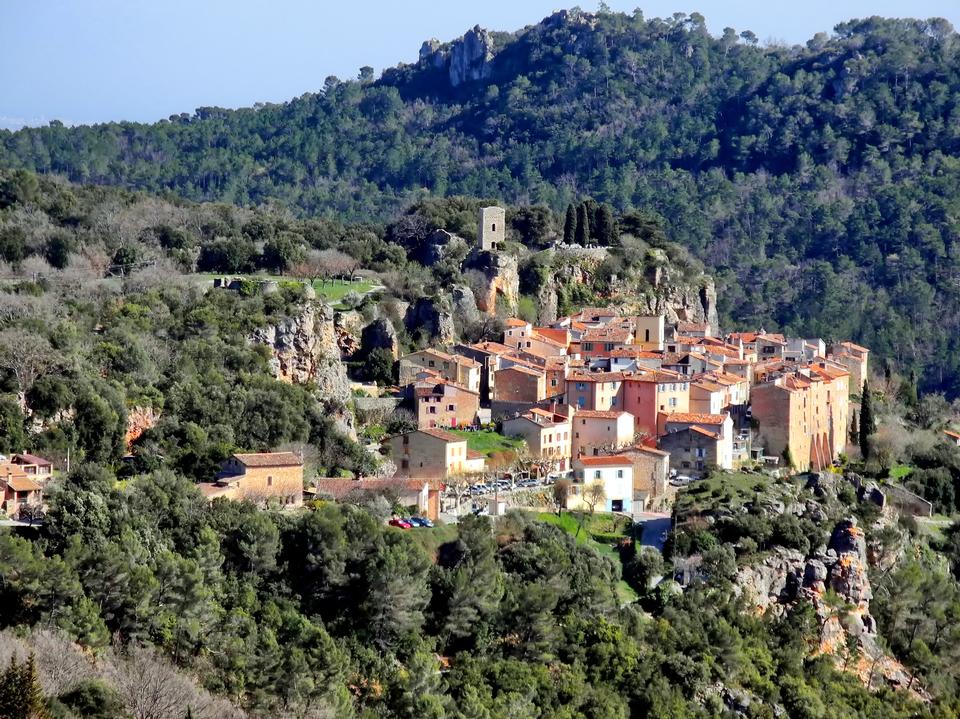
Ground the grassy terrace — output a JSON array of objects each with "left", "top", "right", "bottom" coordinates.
[
  {"left": 195, "top": 273, "right": 378, "bottom": 308},
  {"left": 536, "top": 511, "right": 638, "bottom": 604},
  {"left": 450, "top": 429, "right": 524, "bottom": 456},
  {"left": 673, "top": 471, "right": 772, "bottom": 518}
]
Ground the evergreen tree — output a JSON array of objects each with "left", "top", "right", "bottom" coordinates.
[
  {"left": 563, "top": 204, "right": 576, "bottom": 244},
  {"left": 574, "top": 203, "right": 589, "bottom": 245},
  {"left": 859, "top": 380, "right": 875, "bottom": 459},
  {"left": 849, "top": 409, "right": 858, "bottom": 445},
  {"left": 595, "top": 203, "right": 616, "bottom": 245}
]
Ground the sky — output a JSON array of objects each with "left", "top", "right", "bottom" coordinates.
[{"left": 2, "top": 0, "right": 958, "bottom": 130}]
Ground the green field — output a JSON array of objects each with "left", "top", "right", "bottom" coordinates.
[
  {"left": 196, "top": 273, "right": 378, "bottom": 308},
  {"left": 450, "top": 430, "right": 525, "bottom": 456},
  {"left": 889, "top": 464, "right": 914, "bottom": 480}
]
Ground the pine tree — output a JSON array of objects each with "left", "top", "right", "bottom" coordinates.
[
  {"left": 562, "top": 204, "right": 576, "bottom": 244},
  {"left": 859, "top": 380, "right": 875, "bottom": 460},
  {"left": 574, "top": 203, "right": 589, "bottom": 245}
]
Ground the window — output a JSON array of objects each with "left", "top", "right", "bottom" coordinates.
[
  {"left": 526, "top": 341, "right": 531, "bottom": 348},
  {"left": 429, "top": 406, "right": 436, "bottom": 414},
  {"left": 594, "top": 470, "right": 601, "bottom": 479},
  {"left": 645, "top": 329, "right": 650, "bottom": 342},
  {"left": 551, "top": 378, "right": 558, "bottom": 386},
  {"left": 576, "top": 382, "right": 586, "bottom": 391},
  {"left": 668, "top": 397, "right": 678, "bottom": 408},
  {"left": 447, "top": 404, "right": 455, "bottom": 411},
  {"left": 401, "top": 459, "right": 409, "bottom": 469},
  {"left": 577, "top": 397, "right": 585, "bottom": 408},
  {"left": 267, "top": 476, "right": 273, "bottom": 487},
  {"left": 616, "top": 469, "right": 623, "bottom": 478},
  {"left": 696, "top": 448, "right": 705, "bottom": 458},
  {"left": 492, "top": 222, "right": 497, "bottom": 232},
  {"left": 611, "top": 397, "right": 617, "bottom": 407}
]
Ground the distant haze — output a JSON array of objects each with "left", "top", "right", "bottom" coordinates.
[{"left": 2, "top": 0, "right": 958, "bottom": 129}]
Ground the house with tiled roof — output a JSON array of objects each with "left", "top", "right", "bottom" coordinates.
[
  {"left": 454, "top": 341, "right": 516, "bottom": 404},
  {"left": 571, "top": 408, "right": 635, "bottom": 459},
  {"left": 0, "top": 461, "right": 43, "bottom": 518},
  {"left": 658, "top": 412, "right": 734, "bottom": 470},
  {"left": 389, "top": 428, "right": 485, "bottom": 481},
  {"left": 566, "top": 371, "right": 626, "bottom": 412},
  {"left": 312, "top": 477, "right": 440, "bottom": 520},
  {"left": 199, "top": 452, "right": 304, "bottom": 507},
  {"left": 827, "top": 341, "right": 870, "bottom": 394},
  {"left": 945, "top": 430, "right": 960, "bottom": 447},
  {"left": 621, "top": 370, "right": 690, "bottom": 437},
  {"left": 502, "top": 409, "right": 572, "bottom": 473},
  {"left": 399, "top": 348, "right": 481, "bottom": 393},
  {"left": 570, "top": 455, "right": 633, "bottom": 513},
  {"left": 409, "top": 373, "right": 479, "bottom": 429},
  {"left": 10, "top": 453, "right": 53, "bottom": 486}
]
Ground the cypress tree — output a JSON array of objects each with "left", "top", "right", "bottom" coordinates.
[
  {"left": 849, "top": 409, "right": 858, "bottom": 445},
  {"left": 859, "top": 380, "right": 875, "bottom": 459},
  {"left": 595, "top": 203, "right": 616, "bottom": 245},
  {"left": 574, "top": 203, "right": 589, "bottom": 245},
  {"left": 563, "top": 204, "right": 576, "bottom": 244}
]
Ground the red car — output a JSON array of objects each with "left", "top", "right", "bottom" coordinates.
[{"left": 388, "top": 517, "right": 412, "bottom": 529}]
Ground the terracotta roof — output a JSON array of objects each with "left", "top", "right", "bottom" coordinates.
[
  {"left": 610, "top": 348, "right": 663, "bottom": 359},
  {"left": 661, "top": 412, "right": 728, "bottom": 426},
  {"left": 505, "top": 317, "right": 531, "bottom": 328},
  {"left": 466, "top": 450, "right": 485, "bottom": 460},
  {"left": 677, "top": 322, "right": 709, "bottom": 332},
  {"left": 567, "top": 371, "right": 626, "bottom": 383},
  {"left": 577, "top": 455, "right": 632, "bottom": 466},
  {"left": 497, "top": 364, "right": 543, "bottom": 377},
  {"left": 582, "top": 327, "right": 632, "bottom": 342},
  {"left": 466, "top": 341, "right": 514, "bottom": 355},
  {"left": 314, "top": 477, "right": 427, "bottom": 500},
  {"left": 12, "top": 453, "right": 52, "bottom": 467},
  {"left": 691, "top": 380, "right": 725, "bottom": 392},
  {"left": 625, "top": 369, "right": 687, "bottom": 384},
  {"left": 534, "top": 327, "right": 569, "bottom": 345},
  {"left": 406, "top": 348, "right": 480, "bottom": 368},
  {"left": 530, "top": 331, "right": 566, "bottom": 347},
  {"left": 945, "top": 430, "right": 960, "bottom": 441},
  {"left": 5, "top": 475, "right": 41, "bottom": 492},
  {"left": 233, "top": 452, "right": 303, "bottom": 467},
  {"left": 688, "top": 426, "right": 721, "bottom": 440},
  {"left": 575, "top": 409, "right": 630, "bottom": 420},
  {"left": 839, "top": 341, "right": 869, "bottom": 353},
  {"left": 635, "top": 446, "right": 669, "bottom": 456},
  {"left": 415, "top": 428, "right": 463, "bottom": 443}
]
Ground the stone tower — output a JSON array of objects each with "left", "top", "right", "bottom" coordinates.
[{"left": 477, "top": 206, "right": 505, "bottom": 251}]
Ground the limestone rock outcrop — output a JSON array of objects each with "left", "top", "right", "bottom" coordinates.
[
  {"left": 464, "top": 250, "right": 518, "bottom": 315},
  {"left": 449, "top": 26, "right": 495, "bottom": 86},
  {"left": 404, "top": 296, "right": 456, "bottom": 345},
  {"left": 250, "top": 301, "right": 354, "bottom": 435}
]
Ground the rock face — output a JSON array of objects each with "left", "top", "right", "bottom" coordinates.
[
  {"left": 451, "top": 285, "right": 480, "bottom": 327},
  {"left": 360, "top": 318, "right": 399, "bottom": 359},
  {"left": 404, "top": 297, "right": 456, "bottom": 345},
  {"left": 449, "top": 26, "right": 495, "bottom": 87},
  {"left": 125, "top": 406, "right": 159, "bottom": 447},
  {"left": 419, "top": 229, "right": 469, "bottom": 266},
  {"left": 735, "top": 548, "right": 806, "bottom": 613},
  {"left": 634, "top": 278, "right": 719, "bottom": 328},
  {"left": 250, "top": 301, "right": 354, "bottom": 434},
  {"left": 464, "top": 250, "right": 518, "bottom": 315}
]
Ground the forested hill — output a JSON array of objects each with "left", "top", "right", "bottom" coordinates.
[{"left": 3, "top": 9, "right": 960, "bottom": 393}]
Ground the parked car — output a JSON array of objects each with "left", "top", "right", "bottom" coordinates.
[
  {"left": 517, "top": 478, "right": 539, "bottom": 488},
  {"left": 410, "top": 516, "right": 434, "bottom": 528},
  {"left": 388, "top": 517, "right": 412, "bottom": 529}
]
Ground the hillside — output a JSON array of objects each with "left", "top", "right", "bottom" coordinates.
[{"left": 2, "top": 10, "right": 959, "bottom": 396}]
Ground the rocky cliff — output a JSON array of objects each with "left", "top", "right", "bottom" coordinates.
[
  {"left": 250, "top": 301, "right": 355, "bottom": 436},
  {"left": 419, "top": 25, "right": 496, "bottom": 87},
  {"left": 464, "top": 249, "right": 519, "bottom": 315}
]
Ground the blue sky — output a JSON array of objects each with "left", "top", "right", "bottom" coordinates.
[{"left": 2, "top": 0, "right": 958, "bottom": 129}]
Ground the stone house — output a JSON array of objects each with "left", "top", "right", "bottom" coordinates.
[
  {"left": 501, "top": 408, "right": 572, "bottom": 473},
  {"left": 399, "top": 349, "right": 481, "bottom": 393},
  {"left": 389, "top": 428, "right": 485, "bottom": 480},
  {"left": 566, "top": 371, "right": 625, "bottom": 412},
  {"left": 199, "top": 452, "right": 304, "bottom": 507},
  {"left": 312, "top": 477, "right": 440, "bottom": 521},
  {"left": 410, "top": 373, "right": 479, "bottom": 429},
  {"left": 828, "top": 341, "right": 870, "bottom": 394},
  {"left": 659, "top": 412, "right": 734, "bottom": 470}
]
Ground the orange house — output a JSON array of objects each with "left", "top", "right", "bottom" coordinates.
[{"left": 199, "top": 452, "right": 304, "bottom": 507}]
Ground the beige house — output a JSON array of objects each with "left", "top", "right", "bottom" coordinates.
[
  {"left": 828, "top": 341, "right": 870, "bottom": 394},
  {"left": 389, "top": 428, "right": 485, "bottom": 480},
  {"left": 571, "top": 409, "right": 635, "bottom": 458},
  {"left": 399, "top": 349, "right": 481, "bottom": 393},
  {"left": 501, "top": 408, "right": 572, "bottom": 473},
  {"left": 200, "top": 452, "right": 304, "bottom": 507},
  {"left": 493, "top": 364, "right": 547, "bottom": 404},
  {"left": 410, "top": 373, "right": 480, "bottom": 429}
]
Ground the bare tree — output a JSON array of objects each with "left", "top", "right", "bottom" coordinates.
[
  {"left": 0, "top": 327, "right": 58, "bottom": 398},
  {"left": 552, "top": 479, "right": 570, "bottom": 515},
  {"left": 583, "top": 481, "right": 607, "bottom": 517}
]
